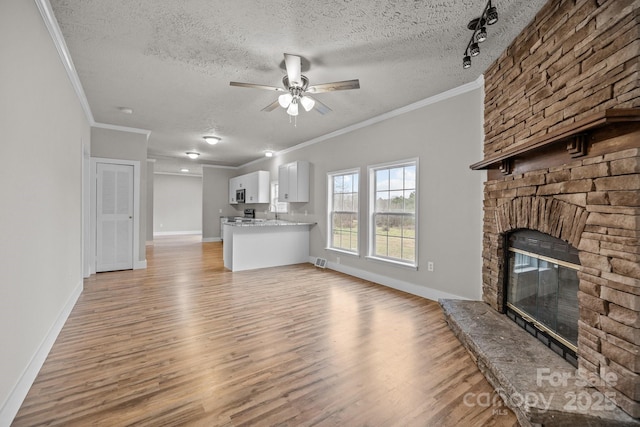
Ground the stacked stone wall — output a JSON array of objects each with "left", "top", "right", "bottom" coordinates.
[
  {"left": 484, "top": 0, "right": 639, "bottom": 157},
  {"left": 481, "top": 0, "right": 640, "bottom": 417}
]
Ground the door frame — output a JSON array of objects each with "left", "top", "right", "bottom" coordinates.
[{"left": 90, "top": 157, "right": 141, "bottom": 274}]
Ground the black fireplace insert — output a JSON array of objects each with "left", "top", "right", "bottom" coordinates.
[{"left": 504, "top": 229, "right": 580, "bottom": 367}]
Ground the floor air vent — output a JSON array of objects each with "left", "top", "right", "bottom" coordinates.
[{"left": 315, "top": 258, "right": 327, "bottom": 268}]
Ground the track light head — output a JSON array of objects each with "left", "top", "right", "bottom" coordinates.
[
  {"left": 470, "top": 43, "right": 480, "bottom": 57},
  {"left": 486, "top": 6, "right": 498, "bottom": 25},
  {"left": 476, "top": 27, "right": 487, "bottom": 43},
  {"left": 463, "top": 56, "right": 472, "bottom": 69}
]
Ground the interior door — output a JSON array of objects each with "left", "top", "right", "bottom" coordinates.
[{"left": 96, "top": 162, "right": 134, "bottom": 272}]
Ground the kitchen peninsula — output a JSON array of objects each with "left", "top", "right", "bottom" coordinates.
[{"left": 222, "top": 219, "right": 314, "bottom": 272}]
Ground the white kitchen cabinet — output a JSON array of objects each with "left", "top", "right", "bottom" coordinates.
[
  {"left": 278, "top": 161, "right": 309, "bottom": 202},
  {"left": 229, "top": 176, "right": 240, "bottom": 204},
  {"left": 229, "top": 170, "right": 270, "bottom": 204},
  {"left": 244, "top": 171, "right": 270, "bottom": 203}
]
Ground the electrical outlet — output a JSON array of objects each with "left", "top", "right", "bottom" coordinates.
[
  {"left": 428, "top": 261, "right": 434, "bottom": 272},
  {"left": 219, "top": 208, "right": 222, "bottom": 213}
]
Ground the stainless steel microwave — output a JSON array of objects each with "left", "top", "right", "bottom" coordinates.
[{"left": 236, "top": 188, "right": 245, "bottom": 203}]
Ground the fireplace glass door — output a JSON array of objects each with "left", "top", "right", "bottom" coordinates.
[{"left": 505, "top": 230, "right": 580, "bottom": 365}]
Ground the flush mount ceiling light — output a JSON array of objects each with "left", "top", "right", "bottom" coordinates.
[
  {"left": 265, "top": 150, "right": 274, "bottom": 157},
  {"left": 181, "top": 168, "right": 190, "bottom": 172},
  {"left": 186, "top": 152, "right": 200, "bottom": 159},
  {"left": 462, "top": 0, "right": 499, "bottom": 69},
  {"left": 118, "top": 106, "right": 133, "bottom": 114},
  {"left": 203, "top": 136, "right": 221, "bottom": 145}
]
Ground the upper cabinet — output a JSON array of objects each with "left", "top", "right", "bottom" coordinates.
[
  {"left": 278, "top": 161, "right": 309, "bottom": 203},
  {"left": 229, "top": 171, "right": 270, "bottom": 204},
  {"left": 244, "top": 171, "right": 270, "bottom": 203},
  {"left": 229, "top": 176, "right": 240, "bottom": 204}
]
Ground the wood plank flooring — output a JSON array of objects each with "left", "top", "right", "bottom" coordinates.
[{"left": 13, "top": 236, "right": 517, "bottom": 426}]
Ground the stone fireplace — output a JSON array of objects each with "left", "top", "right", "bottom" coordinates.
[{"left": 442, "top": 0, "right": 640, "bottom": 424}]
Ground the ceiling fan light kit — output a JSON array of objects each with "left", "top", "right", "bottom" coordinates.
[
  {"left": 230, "top": 53, "right": 360, "bottom": 122},
  {"left": 463, "top": 0, "right": 499, "bottom": 69},
  {"left": 278, "top": 93, "right": 293, "bottom": 108},
  {"left": 286, "top": 99, "right": 299, "bottom": 116}
]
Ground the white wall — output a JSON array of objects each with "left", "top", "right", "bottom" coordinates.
[
  {"left": 202, "top": 166, "right": 238, "bottom": 241},
  {"left": 0, "top": 0, "right": 89, "bottom": 423},
  {"left": 146, "top": 160, "right": 155, "bottom": 243},
  {"left": 235, "top": 85, "right": 486, "bottom": 301},
  {"left": 154, "top": 173, "right": 202, "bottom": 235}
]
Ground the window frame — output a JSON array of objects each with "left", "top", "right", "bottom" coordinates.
[
  {"left": 327, "top": 168, "right": 360, "bottom": 255},
  {"left": 367, "top": 158, "right": 419, "bottom": 269},
  {"left": 269, "top": 181, "right": 288, "bottom": 214}
]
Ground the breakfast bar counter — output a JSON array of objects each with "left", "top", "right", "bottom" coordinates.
[{"left": 222, "top": 220, "right": 314, "bottom": 272}]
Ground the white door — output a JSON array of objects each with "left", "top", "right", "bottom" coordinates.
[{"left": 96, "top": 163, "right": 134, "bottom": 272}]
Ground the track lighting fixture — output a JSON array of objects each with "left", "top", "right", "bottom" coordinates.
[{"left": 462, "top": 0, "right": 499, "bottom": 69}]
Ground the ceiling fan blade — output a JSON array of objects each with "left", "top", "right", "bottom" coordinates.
[
  {"left": 230, "top": 81, "right": 285, "bottom": 92},
  {"left": 261, "top": 99, "right": 281, "bottom": 112},
  {"left": 307, "top": 96, "right": 332, "bottom": 115},
  {"left": 306, "top": 79, "right": 360, "bottom": 94},
  {"left": 284, "top": 53, "right": 302, "bottom": 87}
]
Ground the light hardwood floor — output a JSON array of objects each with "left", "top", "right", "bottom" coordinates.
[{"left": 13, "top": 236, "right": 517, "bottom": 426}]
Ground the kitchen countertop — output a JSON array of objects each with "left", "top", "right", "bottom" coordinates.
[{"left": 223, "top": 219, "right": 315, "bottom": 227}]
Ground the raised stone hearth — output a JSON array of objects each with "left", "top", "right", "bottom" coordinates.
[{"left": 440, "top": 299, "right": 638, "bottom": 427}]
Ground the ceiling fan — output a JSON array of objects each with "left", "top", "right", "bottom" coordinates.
[{"left": 230, "top": 53, "right": 360, "bottom": 117}]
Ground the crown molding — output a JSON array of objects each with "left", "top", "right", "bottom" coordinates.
[
  {"left": 35, "top": 0, "right": 94, "bottom": 124},
  {"left": 92, "top": 122, "right": 151, "bottom": 139},
  {"left": 36, "top": 0, "right": 155, "bottom": 141},
  {"left": 153, "top": 171, "right": 203, "bottom": 177},
  {"left": 202, "top": 164, "right": 238, "bottom": 170}
]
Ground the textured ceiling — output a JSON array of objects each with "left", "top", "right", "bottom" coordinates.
[{"left": 50, "top": 0, "right": 547, "bottom": 173}]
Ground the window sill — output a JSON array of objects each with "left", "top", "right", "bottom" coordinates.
[
  {"left": 365, "top": 256, "right": 418, "bottom": 270},
  {"left": 326, "top": 248, "right": 359, "bottom": 257}
]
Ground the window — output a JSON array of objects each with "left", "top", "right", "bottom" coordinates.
[
  {"left": 270, "top": 181, "right": 288, "bottom": 213},
  {"left": 328, "top": 170, "right": 359, "bottom": 253},
  {"left": 369, "top": 160, "right": 417, "bottom": 267}
]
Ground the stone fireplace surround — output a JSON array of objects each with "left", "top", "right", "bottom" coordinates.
[
  {"left": 442, "top": 110, "right": 640, "bottom": 425},
  {"left": 440, "top": 0, "right": 640, "bottom": 423}
]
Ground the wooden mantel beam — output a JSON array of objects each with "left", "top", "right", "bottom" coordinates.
[{"left": 470, "top": 109, "right": 640, "bottom": 172}]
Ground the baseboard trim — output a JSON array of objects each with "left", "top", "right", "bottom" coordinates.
[
  {"left": 134, "top": 259, "right": 147, "bottom": 270},
  {"left": 153, "top": 231, "right": 202, "bottom": 236},
  {"left": 0, "top": 279, "right": 83, "bottom": 427},
  {"left": 201, "top": 237, "right": 222, "bottom": 243},
  {"left": 310, "top": 257, "right": 468, "bottom": 302}
]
